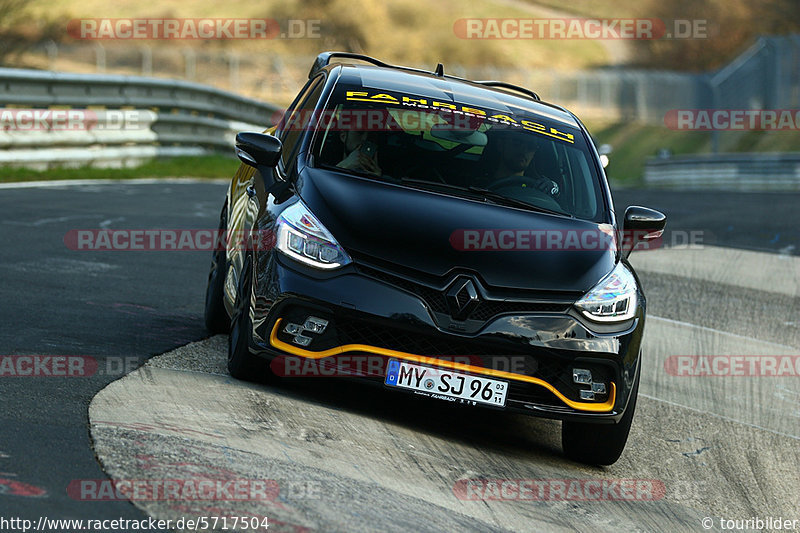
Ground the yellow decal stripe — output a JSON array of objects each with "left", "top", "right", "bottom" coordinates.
[{"left": 269, "top": 319, "right": 615, "bottom": 412}]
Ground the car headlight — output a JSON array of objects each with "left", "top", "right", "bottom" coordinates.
[
  {"left": 575, "top": 262, "right": 638, "bottom": 322},
  {"left": 276, "top": 201, "right": 351, "bottom": 270}
]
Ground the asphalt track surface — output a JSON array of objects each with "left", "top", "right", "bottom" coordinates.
[{"left": 1, "top": 180, "right": 798, "bottom": 532}]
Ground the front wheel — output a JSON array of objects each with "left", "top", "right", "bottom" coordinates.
[
  {"left": 561, "top": 369, "right": 639, "bottom": 466},
  {"left": 227, "top": 254, "right": 270, "bottom": 382}
]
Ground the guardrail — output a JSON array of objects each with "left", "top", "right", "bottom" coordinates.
[
  {"left": 644, "top": 153, "right": 800, "bottom": 191},
  {"left": 0, "top": 68, "right": 282, "bottom": 168}
]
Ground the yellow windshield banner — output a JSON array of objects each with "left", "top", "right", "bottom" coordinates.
[{"left": 345, "top": 90, "right": 575, "bottom": 144}]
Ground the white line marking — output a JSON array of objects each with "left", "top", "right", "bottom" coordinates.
[
  {"left": 2, "top": 214, "right": 100, "bottom": 227},
  {"left": 99, "top": 217, "right": 125, "bottom": 229},
  {"left": 633, "top": 245, "right": 799, "bottom": 298},
  {"left": 143, "top": 365, "right": 229, "bottom": 378},
  {"left": 0, "top": 178, "right": 228, "bottom": 189},
  {"left": 649, "top": 315, "right": 799, "bottom": 351},
  {"left": 639, "top": 393, "right": 800, "bottom": 441}
]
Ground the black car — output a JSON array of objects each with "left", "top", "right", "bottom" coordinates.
[{"left": 204, "top": 52, "right": 666, "bottom": 466}]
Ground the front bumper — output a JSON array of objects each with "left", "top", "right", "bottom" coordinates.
[{"left": 249, "top": 255, "right": 644, "bottom": 423}]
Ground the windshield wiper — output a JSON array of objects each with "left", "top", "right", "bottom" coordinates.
[
  {"left": 397, "top": 178, "right": 477, "bottom": 193},
  {"left": 396, "top": 178, "right": 569, "bottom": 217},
  {"left": 467, "top": 186, "right": 572, "bottom": 217}
]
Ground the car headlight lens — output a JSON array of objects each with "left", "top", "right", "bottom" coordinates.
[
  {"left": 575, "top": 262, "right": 638, "bottom": 322},
  {"left": 276, "top": 201, "right": 351, "bottom": 269}
]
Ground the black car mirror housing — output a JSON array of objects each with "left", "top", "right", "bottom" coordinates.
[
  {"left": 235, "top": 132, "right": 282, "bottom": 169},
  {"left": 621, "top": 206, "right": 667, "bottom": 260}
]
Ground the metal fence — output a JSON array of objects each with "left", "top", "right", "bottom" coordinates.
[
  {"left": 0, "top": 67, "right": 281, "bottom": 168},
  {"left": 710, "top": 35, "right": 800, "bottom": 112},
  {"left": 645, "top": 153, "right": 800, "bottom": 191},
  {"left": 23, "top": 35, "right": 800, "bottom": 125},
  {"left": 640, "top": 36, "right": 800, "bottom": 189},
  {"left": 2, "top": 35, "right": 799, "bottom": 178}
]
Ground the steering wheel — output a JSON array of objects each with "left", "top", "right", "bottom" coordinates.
[{"left": 488, "top": 175, "right": 556, "bottom": 197}]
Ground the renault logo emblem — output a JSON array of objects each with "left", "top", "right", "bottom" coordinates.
[{"left": 445, "top": 277, "right": 480, "bottom": 320}]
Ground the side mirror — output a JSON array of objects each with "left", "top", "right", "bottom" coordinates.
[
  {"left": 235, "top": 132, "right": 282, "bottom": 168},
  {"left": 621, "top": 206, "right": 666, "bottom": 259}
]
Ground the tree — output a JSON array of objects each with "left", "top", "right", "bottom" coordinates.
[
  {"left": 0, "top": 0, "right": 63, "bottom": 66},
  {"left": 631, "top": 0, "right": 800, "bottom": 71}
]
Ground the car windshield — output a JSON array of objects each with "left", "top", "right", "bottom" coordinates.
[{"left": 311, "top": 83, "right": 606, "bottom": 222}]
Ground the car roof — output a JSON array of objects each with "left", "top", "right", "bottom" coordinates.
[{"left": 327, "top": 63, "right": 580, "bottom": 129}]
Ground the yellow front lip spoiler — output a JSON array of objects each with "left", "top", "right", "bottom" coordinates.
[{"left": 269, "top": 319, "right": 616, "bottom": 413}]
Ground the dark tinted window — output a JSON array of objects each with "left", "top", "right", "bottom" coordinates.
[
  {"left": 278, "top": 75, "right": 324, "bottom": 168},
  {"left": 312, "top": 84, "right": 606, "bottom": 222}
]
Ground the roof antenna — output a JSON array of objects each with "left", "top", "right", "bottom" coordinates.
[{"left": 434, "top": 63, "right": 444, "bottom": 77}]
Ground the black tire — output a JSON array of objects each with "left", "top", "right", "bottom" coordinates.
[
  {"left": 227, "top": 254, "right": 270, "bottom": 381},
  {"left": 562, "top": 369, "right": 640, "bottom": 466},
  {"left": 204, "top": 204, "right": 229, "bottom": 334}
]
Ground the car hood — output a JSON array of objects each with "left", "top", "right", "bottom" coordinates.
[{"left": 296, "top": 167, "right": 615, "bottom": 293}]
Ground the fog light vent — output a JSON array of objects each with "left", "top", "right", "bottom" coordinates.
[
  {"left": 284, "top": 323, "right": 303, "bottom": 335},
  {"left": 303, "top": 316, "right": 329, "bottom": 334},
  {"left": 591, "top": 382, "right": 607, "bottom": 394},
  {"left": 573, "top": 369, "right": 592, "bottom": 385},
  {"left": 293, "top": 334, "right": 312, "bottom": 347},
  {"left": 579, "top": 390, "right": 595, "bottom": 400}
]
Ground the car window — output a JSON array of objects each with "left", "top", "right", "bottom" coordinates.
[
  {"left": 311, "top": 84, "right": 606, "bottom": 222},
  {"left": 278, "top": 75, "right": 324, "bottom": 168},
  {"left": 274, "top": 78, "right": 315, "bottom": 139}
]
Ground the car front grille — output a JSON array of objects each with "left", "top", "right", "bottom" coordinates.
[{"left": 355, "top": 263, "right": 571, "bottom": 321}]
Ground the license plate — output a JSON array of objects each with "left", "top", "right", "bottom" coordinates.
[{"left": 384, "top": 359, "right": 507, "bottom": 407}]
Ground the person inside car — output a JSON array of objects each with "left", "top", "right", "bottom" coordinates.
[
  {"left": 336, "top": 129, "right": 381, "bottom": 176},
  {"left": 480, "top": 130, "right": 560, "bottom": 197}
]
